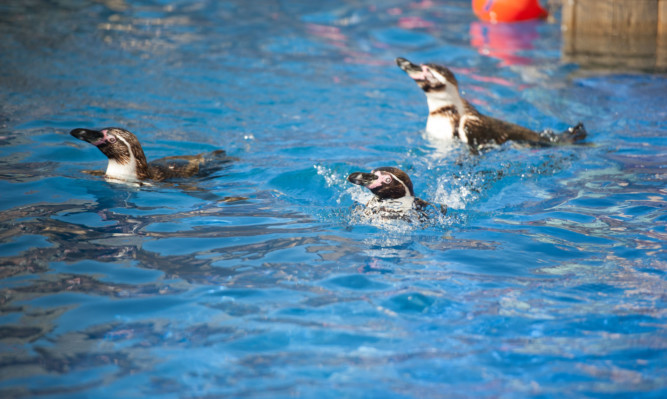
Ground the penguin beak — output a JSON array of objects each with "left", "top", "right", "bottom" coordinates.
[
  {"left": 347, "top": 172, "right": 378, "bottom": 187},
  {"left": 70, "top": 128, "right": 104, "bottom": 145},
  {"left": 396, "top": 57, "right": 422, "bottom": 75}
]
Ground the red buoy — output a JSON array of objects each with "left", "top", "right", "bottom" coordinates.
[{"left": 472, "top": 0, "right": 548, "bottom": 23}]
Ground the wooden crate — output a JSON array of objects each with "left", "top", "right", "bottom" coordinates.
[{"left": 561, "top": 0, "right": 667, "bottom": 72}]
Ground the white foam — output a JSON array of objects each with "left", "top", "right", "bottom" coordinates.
[
  {"left": 314, "top": 164, "right": 340, "bottom": 188},
  {"left": 433, "top": 174, "right": 476, "bottom": 210}
]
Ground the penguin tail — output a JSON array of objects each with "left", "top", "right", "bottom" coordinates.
[
  {"left": 202, "top": 149, "right": 238, "bottom": 164},
  {"left": 195, "top": 149, "right": 236, "bottom": 177},
  {"left": 554, "top": 122, "right": 587, "bottom": 144}
]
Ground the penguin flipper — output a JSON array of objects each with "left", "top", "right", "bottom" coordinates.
[{"left": 415, "top": 197, "right": 448, "bottom": 216}]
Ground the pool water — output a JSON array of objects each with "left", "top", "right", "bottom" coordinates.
[{"left": 1, "top": 0, "right": 666, "bottom": 398}]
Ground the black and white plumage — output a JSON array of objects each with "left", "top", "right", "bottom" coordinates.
[
  {"left": 395, "top": 57, "right": 587, "bottom": 150},
  {"left": 347, "top": 166, "right": 446, "bottom": 221},
  {"left": 70, "top": 127, "right": 231, "bottom": 183}
]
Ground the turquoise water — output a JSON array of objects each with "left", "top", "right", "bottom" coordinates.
[{"left": 1, "top": 0, "right": 666, "bottom": 398}]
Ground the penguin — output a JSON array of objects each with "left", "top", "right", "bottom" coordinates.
[
  {"left": 70, "top": 127, "right": 232, "bottom": 183},
  {"left": 347, "top": 166, "right": 446, "bottom": 222},
  {"left": 395, "top": 57, "right": 587, "bottom": 150}
]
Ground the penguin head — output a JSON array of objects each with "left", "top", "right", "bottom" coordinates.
[
  {"left": 347, "top": 166, "right": 415, "bottom": 200},
  {"left": 70, "top": 127, "right": 142, "bottom": 160},
  {"left": 396, "top": 57, "right": 461, "bottom": 104},
  {"left": 70, "top": 127, "right": 149, "bottom": 180}
]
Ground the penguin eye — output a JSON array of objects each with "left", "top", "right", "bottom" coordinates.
[
  {"left": 108, "top": 136, "right": 117, "bottom": 143},
  {"left": 383, "top": 176, "right": 392, "bottom": 184}
]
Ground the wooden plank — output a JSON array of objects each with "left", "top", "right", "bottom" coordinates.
[
  {"left": 561, "top": 0, "right": 577, "bottom": 56},
  {"left": 658, "top": 0, "right": 667, "bottom": 69},
  {"left": 561, "top": 0, "right": 665, "bottom": 72},
  {"left": 612, "top": 0, "right": 658, "bottom": 35},
  {"left": 563, "top": 33, "right": 658, "bottom": 71},
  {"left": 574, "top": 0, "right": 615, "bottom": 35},
  {"left": 563, "top": 0, "right": 658, "bottom": 35},
  {"left": 561, "top": 0, "right": 576, "bottom": 31},
  {"left": 660, "top": 0, "right": 667, "bottom": 35}
]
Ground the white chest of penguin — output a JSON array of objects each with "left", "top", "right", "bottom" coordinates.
[
  {"left": 106, "top": 158, "right": 138, "bottom": 181},
  {"left": 365, "top": 196, "right": 415, "bottom": 214},
  {"left": 424, "top": 93, "right": 468, "bottom": 142},
  {"left": 361, "top": 197, "right": 419, "bottom": 222},
  {"left": 426, "top": 116, "right": 458, "bottom": 141}
]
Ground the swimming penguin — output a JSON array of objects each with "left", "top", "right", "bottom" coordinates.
[
  {"left": 395, "top": 57, "right": 587, "bottom": 150},
  {"left": 70, "top": 127, "right": 232, "bottom": 182},
  {"left": 347, "top": 166, "right": 446, "bottom": 222}
]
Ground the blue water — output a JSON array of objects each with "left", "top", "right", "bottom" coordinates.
[{"left": 1, "top": 0, "right": 666, "bottom": 398}]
